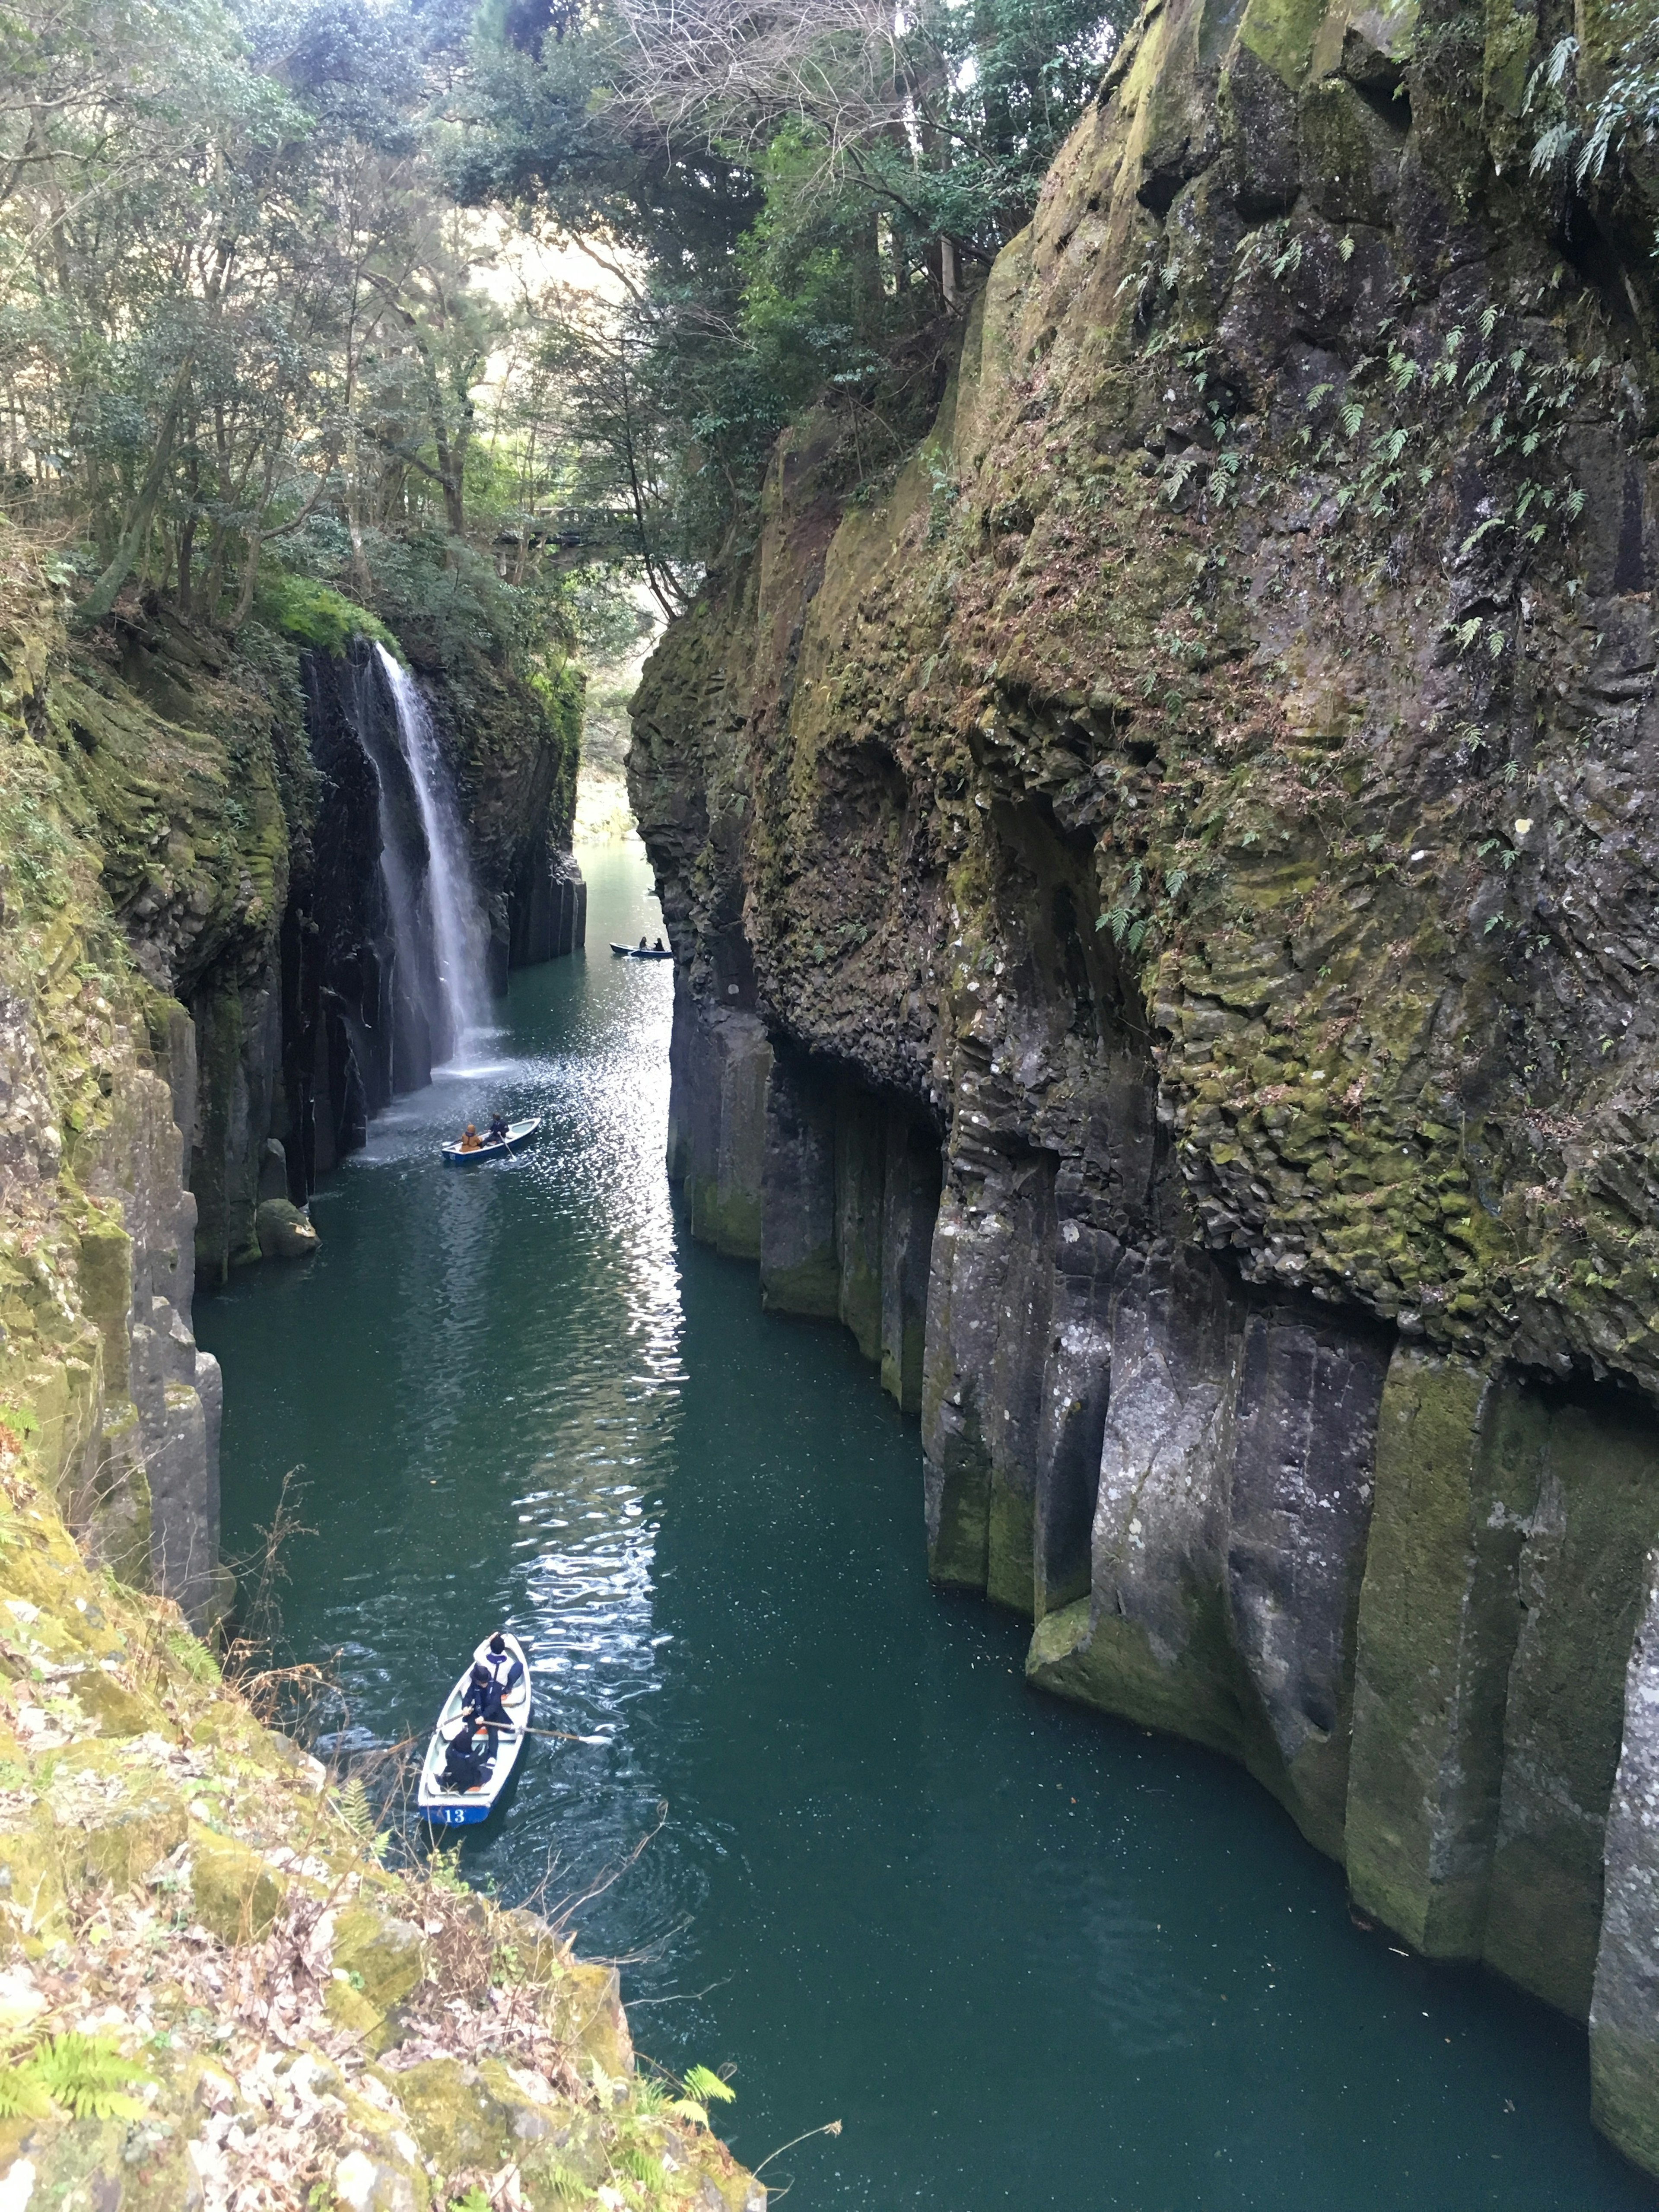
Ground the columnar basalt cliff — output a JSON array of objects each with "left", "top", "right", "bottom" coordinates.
[
  {"left": 630, "top": 0, "right": 1659, "bottom": 2173},
  {"left": 0, "top": 569, "right": 584, "bottom": 1629}
]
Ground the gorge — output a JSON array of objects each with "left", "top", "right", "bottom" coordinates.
[{"left": 3, "top": 0, "right": 1659, "bottom": 2199}]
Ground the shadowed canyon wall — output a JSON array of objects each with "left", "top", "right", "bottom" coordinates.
[
  {"left": 629, "top": 0, "right": 1659, "bottom": 2173},
  {"left": 0, "top": 575, "right": 583, "bottom": 1630}
]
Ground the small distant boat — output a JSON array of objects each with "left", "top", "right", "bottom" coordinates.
[
  {"left": 440, "top": 1116, "right": 541, "bottom": 1165},
  {"left": 610, "top": 943, "right": 673, "bottom": 960},
  {"left": 417, "top": 1631, "right": 532, "bottom": 1827}
]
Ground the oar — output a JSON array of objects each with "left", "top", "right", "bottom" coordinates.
[{"left": 473, "top": 1725, "right": 611, "bottom": 1745}]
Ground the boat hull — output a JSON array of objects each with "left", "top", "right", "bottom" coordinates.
[
  {"left": 416, "top": 1631, "right": 532, "bottom": 1823},
  {"left": 441, "top": 1117, "right": 541, "bottom": 1166}
]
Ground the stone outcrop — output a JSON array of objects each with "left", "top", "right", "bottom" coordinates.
[
  {"left": 629, "top": 0, "right": 1659, "bottom": 2174},
  {"left": 0, "top": 1452, "right": 762, "bottom": 2211},
  {"left": 0, "top": 557, "right": 585, "bottom": 1623}
]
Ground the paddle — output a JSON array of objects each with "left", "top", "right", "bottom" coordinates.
[
  {"left": 442, "top": 1722, "right": 609, "bottom": 1746},
  {"left": 495, "top": 1725, "right": 610, "bottom": 1745}
]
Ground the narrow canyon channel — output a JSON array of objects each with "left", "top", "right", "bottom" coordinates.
[{"left": 199, "top": 847, "right": 1651, "bottom": 2212}]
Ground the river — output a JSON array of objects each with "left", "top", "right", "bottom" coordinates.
[{"left": 198, "top": 844, "right": 1655, "bottom": 2212}]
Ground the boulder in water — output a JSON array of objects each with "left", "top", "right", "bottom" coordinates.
[{"left": 256, "top": 1198, "right": 320, "bottom": 1261}]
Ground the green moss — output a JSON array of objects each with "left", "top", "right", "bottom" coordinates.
[
  {"left": 74, "top": 1221, "right": 133, "bottom": 1399},
  {"left": 985, "top": 1479, "right": 1036, "bottom": 1615},
  {"left": 687, "top": 1173, "right": 764, "bottom": 1262},
  {"left": 254, "top": 573, "right": 397, "bottom": 655},
  {"left": 1346, "top": 1350, "right": 1544, "bottom": 1955},
  {"left": 1483, "top": 1392, "right": 1659, "bottom": 2018},
  {"left": 762, "top": 1249, "right": 841, "bottom": 1316},
  {"left": 188, "top": 1823, "right": 286, "bottom": 1945},
  {"left": 928, "top": 1459, "right": 991, "bottom": 1590},
  {"left": 1237, "top": 0, "right": 1328, "bottom": 86}
]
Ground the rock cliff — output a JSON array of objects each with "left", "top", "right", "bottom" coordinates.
[
  {"left": 629, "top": 0, "right": 1659, "bottom": 2174},
  {"left": 0, "top": 568, "right": 742, "bottom": 2209},
  {"left": 0, "top": 560, "right": 583, "bottom": 1616}
]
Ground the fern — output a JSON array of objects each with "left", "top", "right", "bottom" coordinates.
[
  {"left": 0, "top": 2061, "right": 52, "bottom": 2121},
  {"left": 683, "top": 2066, "right": 736, "bottom": 2106},
  {"left": 335, "top": 1775, "right": 374, "bottom": 1841},
  {"left": 28, "top": 2034, "right": 150, "bottom": 2120}
]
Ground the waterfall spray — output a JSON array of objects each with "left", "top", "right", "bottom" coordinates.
[{"left": 373, "top": 643, "right": 491, "bottom": 1065}]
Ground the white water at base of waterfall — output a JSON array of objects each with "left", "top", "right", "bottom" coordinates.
[{"left": 374, "top": 642, "right": 494, "bottom": 1069}]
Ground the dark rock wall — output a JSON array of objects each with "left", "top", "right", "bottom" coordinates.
[
  {"left": 630, "top": 0, "right": 1659, "bottom": 2171},
  {"left": 183, "top": 635, "right": 587, "bottom": 1252},
  {"left": 0, "top": 587, "right": 585, "bottom": 1632}
]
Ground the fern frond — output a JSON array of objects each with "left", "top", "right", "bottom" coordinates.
[
  {"left": 683, "top": 2065, "right": 736, "bottom": 2105},
  {"left": 32, "top": 2034, "right": 150, "bottom": 2121},
  {"left": 334, "top": 1775, "right": 375, "bottom": 1843},
  {"left": 0, "top": 2063, "right": 52, "bottom": 2120}
]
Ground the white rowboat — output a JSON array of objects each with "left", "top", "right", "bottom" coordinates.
[{"left": 416, "top": 1631, "right": 531, "bottom": 1826}]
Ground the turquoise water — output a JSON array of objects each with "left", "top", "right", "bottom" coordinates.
[{"left": 200, "top": 844, "right": 1655, "bottom": 2211}]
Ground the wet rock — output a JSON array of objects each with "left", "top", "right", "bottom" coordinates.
[{"left": 255, "top": 1198, "right": 319, "bottom": 1261}]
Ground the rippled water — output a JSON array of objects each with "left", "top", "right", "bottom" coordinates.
[{"left": 201, "top": 845, "right": 1656, "bottom": 2211}]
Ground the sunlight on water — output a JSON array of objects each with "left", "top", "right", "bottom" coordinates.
[{"left": 201, "top": 846, "right": 1658, "bottom": 2212}]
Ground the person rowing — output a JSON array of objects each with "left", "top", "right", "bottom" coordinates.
[
  {"left": 486, "top": 1112, "right": 509, "bottom": 1144},
  {"left": 461, "top": 1661, "right": 512, "bottom": 1760}
]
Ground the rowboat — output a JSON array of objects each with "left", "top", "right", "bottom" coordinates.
[
  {"left": 610, "top": 943, "right": 672, "bottom": 960},
  {"left": 440, "top": 1116, "right": 541, "bottom": 1165},
  {"left": 416, "top": 1631, "right": 532, "bottom": 1827}
]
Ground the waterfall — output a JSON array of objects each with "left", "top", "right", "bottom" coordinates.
[{"left": 372, "top": 642, "right": 491, "bottom": 1070}]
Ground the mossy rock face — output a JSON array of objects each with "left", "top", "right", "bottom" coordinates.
[
  {"left": 255, "top": 1197, "right": 319, "bottom": 1262},
  {"left": 1298, "top": 76, "right": 1403, "bottom": 225},
  {"left": 188, "top": 1822, "right": 287, "bottom": 1944},
  {"left": 333, "top": 1902, "right": 425, "bottom": 2021},
  {"left": 386, "top": 2057, "right": 523, "bottom": 2176}
]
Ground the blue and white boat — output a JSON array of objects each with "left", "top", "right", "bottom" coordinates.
[
  {"left": 416, "top": 1631, "right": 531, "bottom": 1826},
  {"left": 440, "top": 1117, "right": 541, "bottom": 1165}
]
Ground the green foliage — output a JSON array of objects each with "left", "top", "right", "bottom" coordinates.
[
  {"left": 0, "top": 2033, "right": 152, "bottom": 2123},
  {"left": 166, "top": 1629, "right": 221, "bottom": 1684},
  {"left": 255, "top": 576, "right": 398, "bottom": 657},
  {"left": 457, "top": 0, "right": 1126, "bottom": 575},
  {"left": 1526, "top": 15, "right": 1659, "bottom": 189}
]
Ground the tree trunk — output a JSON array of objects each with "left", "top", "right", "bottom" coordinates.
[{"left": 73, "top": 353, "right": 194, "bottom": 629}]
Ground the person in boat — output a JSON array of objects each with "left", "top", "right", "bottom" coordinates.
[
  {"left": 486, "top": 1112, "right": 509, "bottom": 1144},
  {"left": 483, "top": 1632, "right": 523, "bottom": 1698},
  {"left": 439, "top": 1715, "right": 488, "bottom": 1795},
  {"left": 653, "top": 937, "right": 665, "bottom": 952},
  {"left": 461, "top": 1662, "right": 511, "bottom": 1760},
  {"left": 458, "top": 1123, "right": 482, "bottom": 1153},
  {"left": 638, "top": 935, "right": 647, "bottom": 950}
]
